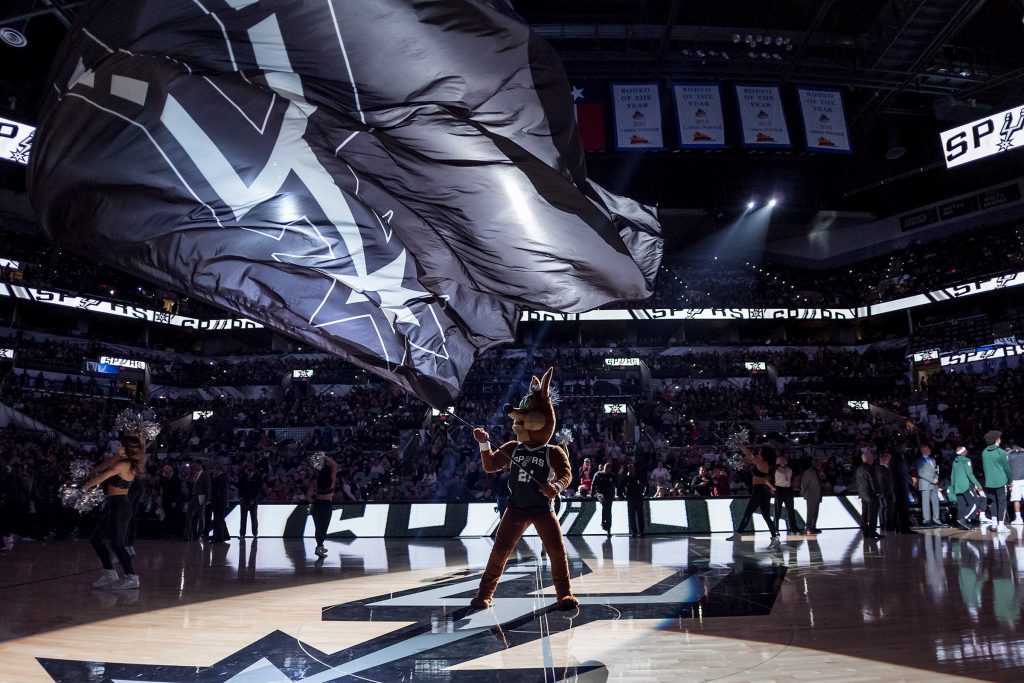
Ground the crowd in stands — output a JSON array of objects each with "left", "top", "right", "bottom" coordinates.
[{"left": 3, "top": 328, "right": 1023, "bottom": 543}]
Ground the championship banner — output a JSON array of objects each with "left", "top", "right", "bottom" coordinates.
[
  {"left": 735, "top": 84, "right": 791, "bottom": 148},
  {"left": 672, "top": 83, "right": 726, "bottom": 149},
  {"left": 797, "top": 88, "right": 851, "bottom": 153},
  {"left": 611, "top": 83, "right": 664, "bottom": 150},
  {"left": 941, "top": 103, "right": 1024, "bottom": 168},
  {"left": 0, "top": 116, "right": 34, "bottom": 165}
]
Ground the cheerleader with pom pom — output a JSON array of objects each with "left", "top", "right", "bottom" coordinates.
[{"left": 85, "top": 409, "right": 159, "bottom": 590}]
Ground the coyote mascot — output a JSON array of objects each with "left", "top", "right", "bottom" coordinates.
[{"left": 471, "top": 368, "right": 579, "bottom": 610}]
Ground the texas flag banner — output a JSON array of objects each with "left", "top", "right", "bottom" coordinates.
[
  {"left": 571, "top": 82, "right": 607, "bottom": 152},
  {"left": 673, "top": 83, "right": 727, "bottom": 149},
  {"left": 611, "top": 83, "right": 664, "bottom": 150},
  {"left": 735, "top": 84, "right": 791, "bottom": 148},
  {"left": 797, "top": 87, "right": 852, "bottom": 153},
  {"left": 28, "top": 0, "right": 663, "bottom": 406}
]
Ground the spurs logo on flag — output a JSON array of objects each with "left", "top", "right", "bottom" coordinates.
[{"left": 29, "top": 0, "right": 662, "bottom": 405}]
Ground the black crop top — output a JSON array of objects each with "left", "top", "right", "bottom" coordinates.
[{"left": 107, "top": 473, "right": 133, "bottom": 489}]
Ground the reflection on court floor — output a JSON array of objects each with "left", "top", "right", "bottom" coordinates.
[{"left": 3, "top": 529, "right": 1024, "bottom": 682}]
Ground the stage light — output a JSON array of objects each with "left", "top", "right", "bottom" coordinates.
[
  {"left": 768, "top": 198, "right": 778, "bottom": 207},
  {"left": 732, "top": 34, "right": 741, "bottom": 43},
  {"left": 747, "top": 200, "right": 756, "bottom": 209}
]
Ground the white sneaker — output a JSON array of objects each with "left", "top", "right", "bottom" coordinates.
[
  {"left": 979, "top": 514, "right": 992, "bottom": 524},
  {"left": 92, "top": 569, "right": 119, "bottom": 587},
  {"left": 1011, "top": 517, "right": 1024, "bottom": 526},
  {"left": 110, "top": 574, "right": 139, "bottom": 590},
  {"left": 997, "top": 523, "right": 1011, "bottom": 533},
  {"left": 767, "top": 536, "right": 781, "bottom": 550}
]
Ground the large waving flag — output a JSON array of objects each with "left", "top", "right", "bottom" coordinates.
[{"left": 28, "top": 0, "right": 662, "bottom": 406}]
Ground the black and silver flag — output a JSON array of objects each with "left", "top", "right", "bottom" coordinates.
[{"left": 29, "top": 0, "right": 662, "bottom": 405}]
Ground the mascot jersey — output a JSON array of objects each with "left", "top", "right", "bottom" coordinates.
[{"left": 507, "top": 443, "right": 558, "bottom": 512}]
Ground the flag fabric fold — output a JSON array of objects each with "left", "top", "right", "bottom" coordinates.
[{"left": 28, "top": 0, "right": 662, "bottom": 404}]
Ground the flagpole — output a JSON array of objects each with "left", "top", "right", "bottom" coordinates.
[{"left": 444, "top": 409, "right": 553, "bottom": 492}]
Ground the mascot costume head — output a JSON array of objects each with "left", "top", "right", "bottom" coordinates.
[
  {"left": 505, "top": 368, "right": 557, "bottom": 447},
  {"left": 472, "top": 367, "right": 578, "bottom": 611}
]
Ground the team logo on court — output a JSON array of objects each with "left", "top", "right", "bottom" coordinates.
[{"left": 37, "top": 557, "right": 784, "bottom": 682}]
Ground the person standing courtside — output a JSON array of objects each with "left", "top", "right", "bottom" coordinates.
[
  {"left": 856, "top": 450, "right": 883, "bottom": 539},
  {"left": 208, "top": 462, "right": 230, "bottom": 543},
  {"left": 982, "top": 430, "right": 1011, "bottom": 532},
  {"left": 238, "top": 459, "right": 264, "bottom": 538},
  {"left": 915, "top": 444, "right": 944, "bottom": 527},
  {"left": 185, "top": 459, "right": 210, "bottom": 541},
  {"left": 622, "top": 463, "right": 647, "bottom": 537},
  {"left": 1005, "top": 441, "right": 1024, "bottom": 526},
  {"left": 772, "top": 453, "right": 799, "bottom": 533},
  {"left": 799, "top": 458, "right": 823, "bottom": 535},
  {"left": 591, "top": 462, "right": 615, "bottom": 537},
  {"left": 877, "top": 452, "right": 897, "bottom": 533},
  {"left": 949, "top": 446, "right": 984, "bottom": 530}
]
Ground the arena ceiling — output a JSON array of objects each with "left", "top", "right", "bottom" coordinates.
[{"left": 0, "top": 0, "right": 1022, "bottom": 219}]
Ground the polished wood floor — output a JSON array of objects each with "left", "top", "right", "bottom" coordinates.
[{"left": 2, "top": 527, "right": 1022, "bottom": 681}]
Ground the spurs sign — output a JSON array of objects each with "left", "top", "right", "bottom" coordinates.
[{"left": 941, "top": 104, "right": 1024, "bottom": 168}]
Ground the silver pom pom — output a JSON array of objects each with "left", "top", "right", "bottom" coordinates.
[
  {"left": 113, "top": 408, "right": 161, "bottom": 441},
  {"left": 308, "top": 451, "right": 326, "bottom": 471},
  {"left": 69, "top": 459, "right": 92, "bottom": 482},
  {"left": 555, "top": 428, "right": 574, "bottom": 447},
  {"left": 60, "top": 483, "right": 106, "bottom": 514},
  {"left": 725, "top": 428, "right": 750, "bottom": 452},
  {"left": 726, "top": 452, "right": 748, "bottom": 471}
]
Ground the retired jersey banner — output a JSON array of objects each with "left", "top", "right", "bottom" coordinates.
[
  {"left": 611, "top": 83, "right": 664, "bottom": 150},
  {"left": 28, "top": 0, "right": 663, "bottom": 406},
  {"left": 672, "top": 83, "right": 726, "bottom": 149},
  {"left": 735, "top": 85, "right": 791, "bottom": 148},
  {"left": 797, "top": 88, "right": 851, "bottom": 153}
]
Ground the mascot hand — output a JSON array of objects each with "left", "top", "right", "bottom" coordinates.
[
  {"left": 473, "top": 428, "right": 490, "bottom": 444},
  {"left": 540, "top": 483, "right": 559, "bottom": 499}
]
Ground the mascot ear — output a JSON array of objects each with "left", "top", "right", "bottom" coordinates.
[
  {"left": 540, "top": 367, "right": 554, "bottom": 397},
  {"left": 530, "top": 375, "right": 542, "bottom": 392}
]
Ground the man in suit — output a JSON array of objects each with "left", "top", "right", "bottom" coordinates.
[
  {"left": 799, "top": 458, "right": 823, "bottom": 535},
  {"left": 622, "top": 462, "right": 647, "bottom": 537},
  {"left": 208, "top": 461, "right": 231, "bottom": 543},
  {"left": 237, "top": 459, "right": 263, "bottom": 538},
  {"left": 856, "top": 450, "right": 883, "bottom": 539},
  {"left": 185, "top": 459, "right": 211, "bottom": 541},
  {"left": 915, "top": 444, "right": 943, "bottom": 527},
  {"left": 877, "top": 452, "right": 897, "bottom": 532},
  {"left": 591, "top": 462, "right": 616, "bottom": 537}
]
